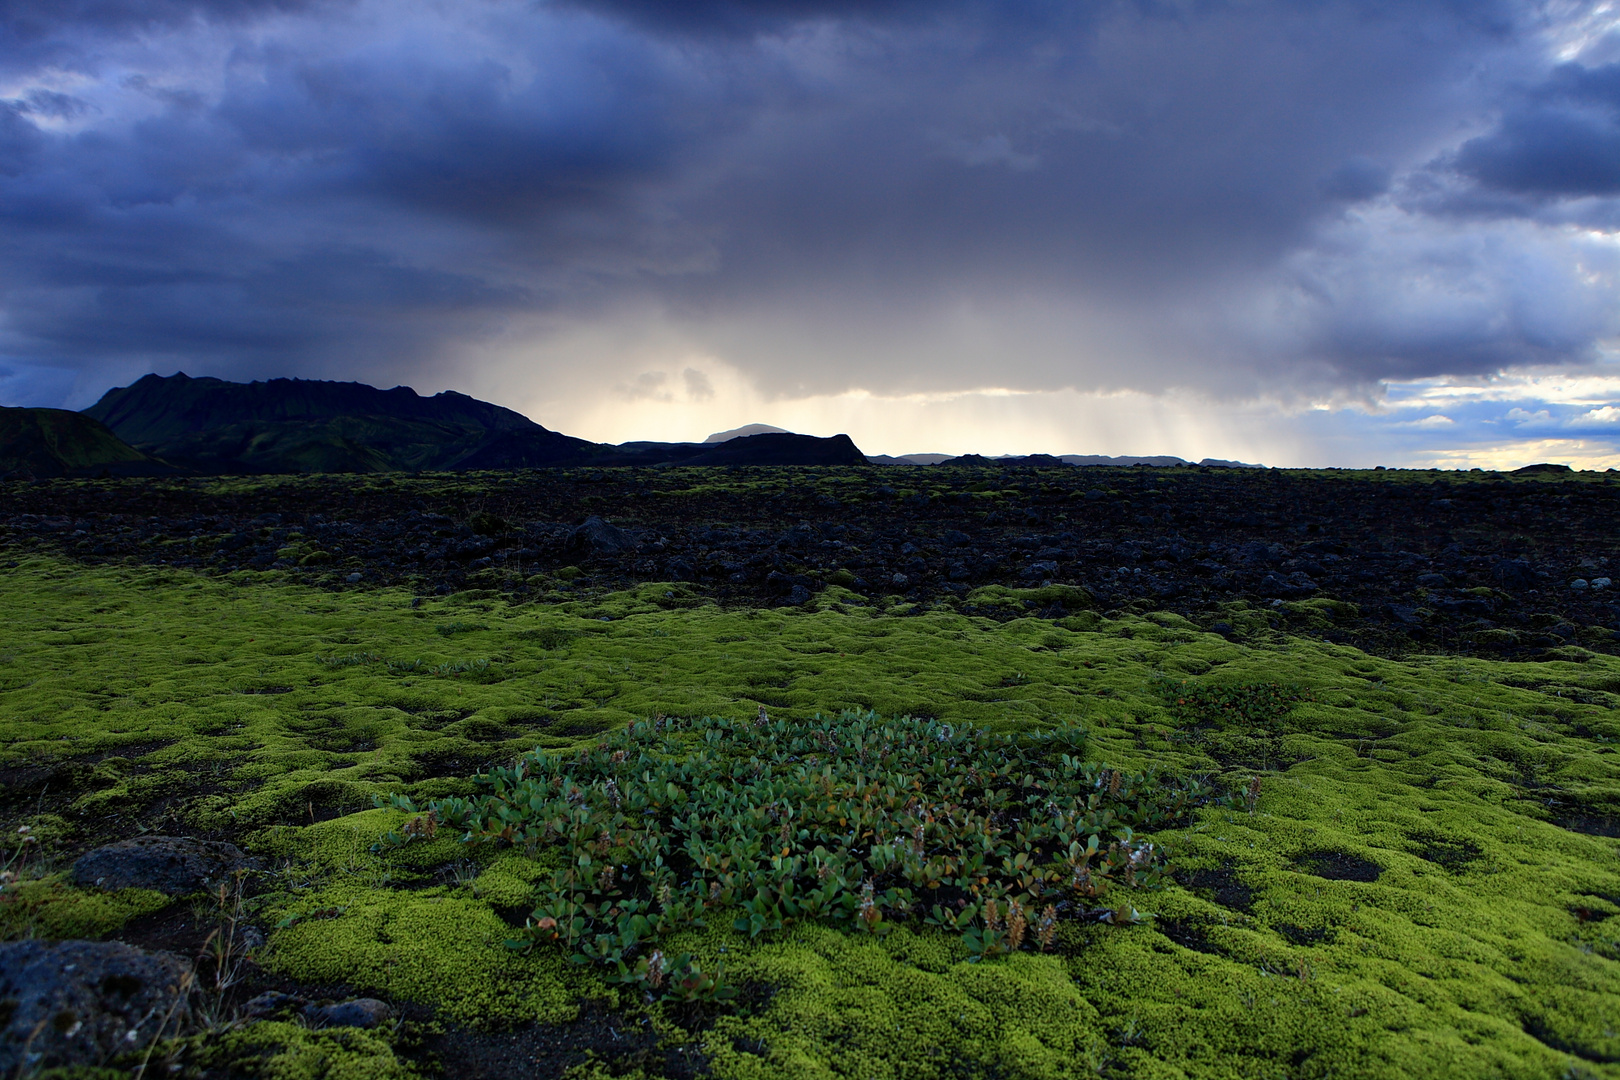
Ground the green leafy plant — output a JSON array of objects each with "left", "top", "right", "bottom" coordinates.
[
  {"left": 318, "top": 652, "right": 382, "bottom": 667},
  {"left": 380, "top": 712, "right": 1223, "bottom": 981}
]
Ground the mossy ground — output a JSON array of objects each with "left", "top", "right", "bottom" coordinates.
[{"left": 1, "top": 555, "right": 1617, "bottom": 1078}]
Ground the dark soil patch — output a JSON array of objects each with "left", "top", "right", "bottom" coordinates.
[
  {"left": 421, "top": 1005, "right": 707, "bottom": 1080},
  {"left": 278, "top": 780, "right": 374, "bottom": 825},
  {"left": 0, "top": 742, "right": 176, "bottom": 813},
  {"left": 1522, "top": 1015, "right": 1620, "bottom": 1065},
  {"left": 409, "top": 748, "right": 511, "bottom": 781},
  {"left": 116, "top": 901, "right": 251, "bottom": 960},
  {"left": 1274, "top": 923, "right": 1334, "bottom": 947},
  {"left": 1412, "top": 838, "right": 1482, "bottom": 871},
  {"left": 1157, "top": 918, "right": 1224, "bottom": 955},
  {"left": 1294, "top": 851, "right": 1383, "bottom": 882},
  {"left": 493, "top": 905, "right": 531, "bottom": 929},
  {"left": 1553, "top": 812, "right": 1620, "bottom": 838},
  {"left": 1175, "top": 862, "right": 1254, "bottom": 912}
]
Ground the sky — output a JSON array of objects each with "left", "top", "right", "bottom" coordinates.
[{"left": 4, "top": 0, "right": 1620, "bottom": 467}]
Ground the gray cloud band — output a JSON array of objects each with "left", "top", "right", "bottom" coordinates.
[{"left": 0, "top": 0, "right": 1612, "bottom": 409}]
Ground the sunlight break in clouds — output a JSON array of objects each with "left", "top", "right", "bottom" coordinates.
[{"left": 7, "top": 0, "right": 1620, "bottom": 467}]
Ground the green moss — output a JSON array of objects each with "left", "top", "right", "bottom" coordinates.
[
  {"left": 0, "top": 876, "right": 170, "bottom": 940},
  {"left": 2, "top": 557, "right": 1619, "bottom": 1077},
  {"left": 259, "top": 813, "right": 598, "bottom": 1024},
  {"left": 178, "top": 1020, "right": 421, "bottom": 1080}
]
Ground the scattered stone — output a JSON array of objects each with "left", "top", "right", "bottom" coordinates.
[
  {"left": 1493, "top": 558, "right": 1537, "bottom": 589},
  {"left": 71, "top": 836, "right": 259, "bottom": 896},
  {"left": 1571, "top": 578, "right": 1590, "bottom": 591},
  {"left": 304, "top": 998, "right": 393, "bottom": 1029},
  {"left": 1258, "top": 571, "right": 1317, "bottom": 598},
  {"left": 345, "top": 572, "right": 363, "bottom": 583},
  {"left": 9, "top": 468, "right": 1620, "bottom": 662},
  {"left": 0, "top": 939, "right": 192, "bottom": 1074},
  {"left": 243, "top": 990, "right": 306, "bottom": 1018},
  {"left": 566, "top": 516, "right": 636, "bottom": 556}
]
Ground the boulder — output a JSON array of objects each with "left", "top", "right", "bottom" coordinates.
[
  {"left": 243, "top": 990, "right": 306, "bottom": 1019},
  {"left": 305, "top": 998, "right": 393, "bottom": 1029},
  {"left": 0, "top": 939, "right": 192, "bottom": 1074},
  {"left": 1492, "top": 558, "right": 1537, "bottom": 590},
  {"left": 71, "top": 836, "right": 258, "bottom": 896},
  {"left": 565, "top": 516, "right": 636, "bottom": 556}
]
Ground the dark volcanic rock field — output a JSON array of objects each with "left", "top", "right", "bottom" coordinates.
[{"left": 4, "top": 465, "right": 1619, "bottom": 658}]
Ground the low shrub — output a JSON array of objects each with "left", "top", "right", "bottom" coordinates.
[{"left": 378, "top": 711, "right": 1224, "bottom": 993}]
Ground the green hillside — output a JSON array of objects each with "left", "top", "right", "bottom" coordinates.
[{"left": 0, "top": 406, "right": 166, "bottom": 478}]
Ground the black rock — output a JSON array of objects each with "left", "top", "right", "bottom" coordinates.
[
  {"left": 1493, "top": 559, "right": 1536, "bottom": 589},
  {"left": 1258, "top": 571, "right": 1318, "bottom": 598},
  {"left": 243, "top": 990, "right": 307, "bottom": 1018},
  {"left": 0, "top": 939, "right": 193, "bottom": 1074},
  {"left": 765, "top": 569, "right": 814, "bottom": 596},
  {"left": 71, "top": 836, "right": 258, "bottom": 896},
  {"left": 1383, "top": 603, "right": 1424, "bottom": 627},
  {"left": 566, "top": 516, "right": 636, "bottom": 557},
  {"left": 304, "top": 998, "right": 393, "bottom": 1029}
]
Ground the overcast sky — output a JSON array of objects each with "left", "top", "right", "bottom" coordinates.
[{"left": 4, "top": 0, "right": 1620, "bottom": 466}]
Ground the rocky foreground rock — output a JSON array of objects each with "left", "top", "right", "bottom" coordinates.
[
  {"left": 71, "top": 835, "right": 259, "bottom": 895},
  {"left": 0, "top": 939, "right": 192, "bottom": 1073}
]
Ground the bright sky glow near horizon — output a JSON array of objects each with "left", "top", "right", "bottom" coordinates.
[{"left": 6, "top": 0, "right": 1620, "bottom": 468}]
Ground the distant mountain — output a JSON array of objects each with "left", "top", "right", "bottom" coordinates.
[
  {"left": 0, "top": 406, "right": 173, "bottom": 478},
  {"left": 704, "top": 423, "right": 789, "bottom": 443},
  {"left": 83, "top": 373, "right": 596, "bottom": 474},
  {"left": 870, "top": 451, "right": 1269, "bottom": 468},
  {"left": 1062, "top": 454, "right": 1191, "bottom": 467},
  {"left": 866, "top": 453, "right": 954, "bottom": 465},
  {"left": 79, "top": 373, "right": 867, "bottom": 473},
  {"left": 597, "top": 432, "right": 866, "bottom": 467}
]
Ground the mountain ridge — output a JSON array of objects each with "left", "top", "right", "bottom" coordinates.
[{"left": 72, "top": 373, "right": 866, "bottom": 473}]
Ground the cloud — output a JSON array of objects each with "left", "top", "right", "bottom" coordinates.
[
  {"left": 682, "top": 366, "right": 714, "bottom": 400},
  {"left": 0, "top": 0, "right": 1617, "bottom": 473},
  {"left": 1451, "top": 61, "right": 1620, "bottom": 198},
  {"left": 1572, "top": 404, "right": 1620, "bottom": 424}
]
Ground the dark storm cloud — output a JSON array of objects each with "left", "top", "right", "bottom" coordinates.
[
  {"left": 1452, "top": 61, "right": 1620, "bottom": 197},
  {"left": 1, "top": 0, "right": 336, "bottom": 37},
  {"left": 0, "top": 0, "right": 1610, "bottom": 409},
  {"left": 552, "top": 0, "right": 928, "bottom": 36},
  {"left": 213, "top": 35, "right": 711, "bottom": 222}
]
